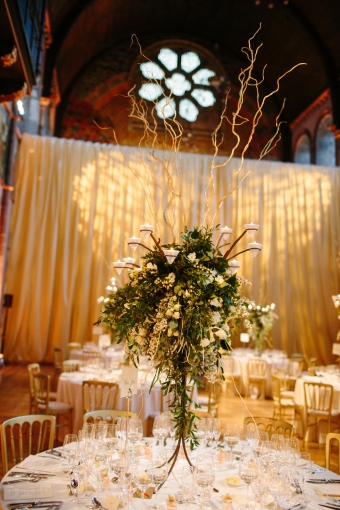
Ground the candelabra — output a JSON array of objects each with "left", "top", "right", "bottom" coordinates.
[{"left": 113, "top": 223, "right": 262, "bottom": 274}]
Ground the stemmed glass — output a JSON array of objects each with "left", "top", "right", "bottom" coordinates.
[
  {"left": 296, "top": 452, "right": 312, "bottom": 507},
  {"left": 62, "top": 434, "right": 78, "bottom": 479},
  {"left": 246, "top": 423, "right": 259, "bottom": 450},
  {"left": 127, "top": 418, "right": 143, "bottom": 456},
  {"left": 238, "top": 453, "right": 259, "bottom": 509},
  {"left": 152, "top": 415, "right": 170, "bottom": 449},
  {"left": 268, "top": 471, "right": 285, "bottom": 510},
  {"left": 180, "top": 466, "right": 194, "bottom": 508},
  {"left": 149, "top": 452, "right": 168, "bottom": 510},
  {"left": 121, "top": 464, "right": 137, "bottom": 510},
  {"left": 193, "top": 464, "right": 214, "bottom": 510},
  {"left": 194, "top": 418, "right": 207, "bottom": 449},
  {"left": 224, "top": 423, "right": 240, "bottom": 468},
  {"left": 207, "top": 418, "right": 221, "bottom": 448},
  {"left": 135, "top": 458, "right": 153, "bottom": 507}
]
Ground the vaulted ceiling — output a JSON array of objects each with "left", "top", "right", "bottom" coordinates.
[{"left": 44, "top": 0, "right": 340, "bottom": 131}]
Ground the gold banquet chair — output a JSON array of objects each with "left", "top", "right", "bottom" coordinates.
[
  {"left": 243, "top": 416, "right": 295, "bottom": 438},
  {"left": 67, "top": 342, "right": 82, "bottom": 359},
  {"left": 325, "top": 432, "right": 340, "bottom": 474},
  {"left": 246, "top": 358, "right": 267, "bottom": 399},
  {"left": 84, "top": 410, "right": 136, "bottom": 424},
  {"left": 271, "top": 372, "right": 305, "bottom": 438},
  {"left": 1, "top": 414, "right": 56, "bottom": 475},
  {"left": 62, "top": 359, "right": 83, "bottom": 372},
  {"left": 82, "top": 380, "right": 119, "bottom": 414},
  {"left": 221, "top": 356, "right": 242, "bottom": 395},
  {"left": 194, "top": 379, "right": 222, "bottom": 417},
  {"left": 33, "top": 373, "right": 73, "bottom": 435},
  {"left": 27, "top": 363, "right": 57, "bottom": 414},
  {"left": 303, "top": 381, "right": 340, "bottom": 441}
]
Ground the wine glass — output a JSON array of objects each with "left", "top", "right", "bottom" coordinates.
[
  {"left": 193, "top": 466, "right": 214, "bottom": 510},
  {"left": 209, "top": 418, "right": 221, "bottom": 448},
  {"left": 224, "top": 423, "right": 240, "bottom": 468},
  {"left": 127, "top": 418, "right": 143, "bottom": 456},
  {"left": 121, "top": 464, "right": 137, "bottom": 510},
  {"left": 180, "top": 466, "right": 194, "bottom": 508},
  {"left": 149, "top": 452, "right": 168, "bottom": 510},
  {"left": 194, "top": 417, "right": 207, "bottom": 448},
  {"left": 152, "top": 415, "right": 170, "bottom": 449},
  {"left": 271, "top": 434, "right": 284, "bottom": 450},
  {"left": 238, "top": 452, "right": 259, "bottom": 509},
  {"left": 246, "top": 423, "right": 259, "bottom": 450},
  {"left": 62, "top": 434, "right": 78, "bottom": 478},
  {"left": 268, "top": 471, "right": 285, "bottom": 510},
  {"left": 134, "top": 458, "right": 153, "bottom": 507},
  {"left": 296, "top": 452, "right": 312, "bottom": 506}
]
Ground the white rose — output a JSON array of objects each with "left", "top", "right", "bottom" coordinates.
[
  {"left": 188, "top": 252, "right": 196, "bottom": 262},
  {"left": 222, "top": 322, "right": 230, "bottom": 332},
  {"left": 215, "top": 328, "right": 227, "bottom": 339},
  {"left": 210, "top": 298, "right": 221, "bottom": 308},
  {"left": 211, "top": 311, "right": 221, "bottom": 325},
  {"left": 201, "top": 338, "right": 210, "bottom": 348},
  {"left": 173, "top": 311, "right": 180, "bottom": 320},
  {"left": 215, "top": 275, "right": 225, "bottom": 285}
]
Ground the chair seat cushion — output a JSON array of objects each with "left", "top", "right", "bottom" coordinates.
[
  {"left": 309, "top": 409, "right": 339, "bottom": 417},
  {"left": 280, "top": 398, "right": 296, "bottom": 406},
  {"left": 38, "top": 401, "right": 72, "bottom": 412},
  {"left": 280, "top": 390, "right": 295, "bottom": 399}
]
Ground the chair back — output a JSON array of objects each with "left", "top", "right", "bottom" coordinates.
[
  {"left": 243, "top": 416, "right": 295, "bottom": 438},
  {"left": 192, "top": 410, "right": 213, "bottom": 419},
  {"left": 308, "top": 357, "right": 318, "bottom": 368},
  {"left": 83, "top": 409, "right": 136, "bottom": 424},
  {"left": 82, "top": 380, "right": 119, "bottom": 414},
  {"left": 53, "top": 347, "right": 63, "bottom": 369},
  {"left": 271, "top": 371, "right": 290, "bottom": 402},
  {"left": 247, "top": 358, "right": 267, "bottom": 376},
  {"left": 1, "top": 415, "right": 56, "bottom": 475},
  {"left": 288, "top": 358, "right": 304, "bottom": 377},
  {"left": 303, "top": 381, "right": 333, "bottom": 412},
  {"left": 62, "top": 359, "right": 82, "bottom": 372},
  {"left": 67, "top": 342, "right": 82, "bottom": 359},
  {"left": 33, "top": 373, "right": 50, "bottom": 410},
  {"left": 27, "top": 363, "right": 40, "bottom": 402},
  {"left": 325, "top": 432, "right": 340, "bottom": 474}
]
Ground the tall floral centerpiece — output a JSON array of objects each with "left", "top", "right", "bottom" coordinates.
[
  {"left": 245, "top": 303, "right": 277, "bottom": 355},
  {"left": 96, "top": 225, "right": 257, "bottom": 450},
  {"left": 95, "top": 30, "right": 303, "bottom": 472}
]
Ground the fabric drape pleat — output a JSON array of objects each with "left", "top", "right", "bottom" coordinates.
[{"left": 4, "top": 134, "right": 340, "bottom": 364}]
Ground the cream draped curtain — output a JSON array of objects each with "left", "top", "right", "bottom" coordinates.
[{"left": 4, "top": 133, "right": 340, "bottom": 364}]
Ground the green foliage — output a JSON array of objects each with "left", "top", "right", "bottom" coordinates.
[{"left": 96, "top": 226, "right": 250, "bottom": 444}]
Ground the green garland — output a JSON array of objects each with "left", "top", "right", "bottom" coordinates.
[{"left": 96, "top": 226, "right": 250, "bottom": 446}]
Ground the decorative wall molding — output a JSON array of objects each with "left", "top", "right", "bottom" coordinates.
[{"left": 290, "top": 89, "right": 330, "bottom": 130}]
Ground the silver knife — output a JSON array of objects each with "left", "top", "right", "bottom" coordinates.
[
  {"left": 307, "top": 479, "right": 340, "bottom": 483},
  {"left": 319, "top": 505, "right": 340, "bottom": 510}
]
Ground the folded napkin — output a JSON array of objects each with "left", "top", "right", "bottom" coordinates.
[{"left": 15, "top": 455, "right": 61, "bottom": 474}]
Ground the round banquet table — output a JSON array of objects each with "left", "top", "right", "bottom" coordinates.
[
  {"left": 57, "top": 370, "right": 171, "bottom": 437},
  {"left": 0, "top": 439, "right": 337, "bottom": 510}
]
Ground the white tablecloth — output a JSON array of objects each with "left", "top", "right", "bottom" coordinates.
[
  {"left": 57, "top": 371, "right": 173, "bottom": 436},
  {"left": 0, "top": 441, "right": 337, "bottom": 510}
]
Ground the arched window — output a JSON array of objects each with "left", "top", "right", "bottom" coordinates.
[
  {"left": 294, "top": 133, "right": 311, "bottom": 164},
  {"left": 315, "top": 114, "right": 336, "bottom": 167},
  {"left": 132, "top": 42, "right": 225, "bottom": 125}
]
